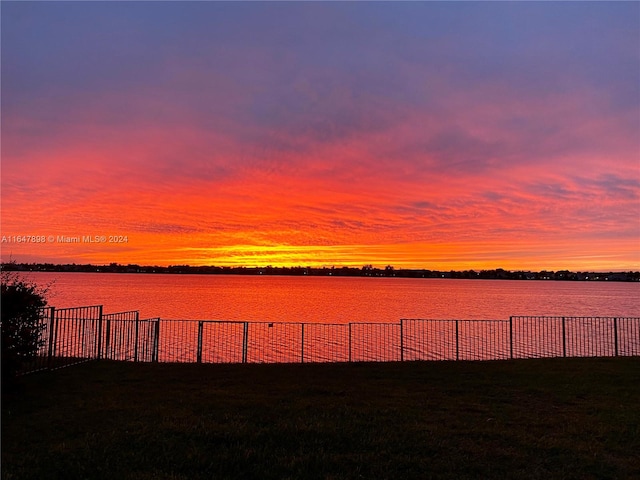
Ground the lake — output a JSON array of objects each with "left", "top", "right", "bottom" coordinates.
[
  {"left": 14, "top": 272, "right": 639, "bottom": 366},
  {"left": 25, "top": 272, "right": 640, "bottom": 322}
]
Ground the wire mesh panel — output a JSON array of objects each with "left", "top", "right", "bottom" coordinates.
[
  {"left": 302, "top": 323, "right": 350, "bottom": 363},
  {"left": 565, "top": 317, "right": 616, "bottom": 358},
  {"left": 246, "top": 322, "right": 303, "bottom": 363},
  {"left": 136, "top": 318, "right": 159, "bottom": 362},
  {"left": 458, "top": 320, "right": 509, "bottom": 361},
  {"left": 50, "top": 306, "right": 102, "bottom": 369},
  {"left": 617, "top": 317, "right": 640, "bottom": 356},
  {"left": 158, "top": 320, "right": 198, "bottom": 363},
  {"left": 200, "top": 321, "right": 246, "bottom": 363},
  {"left": 349, "top": 323, "right": 401, "bottom": 362},
  {"left": 102, "top": 311, "right": 139, "bottom": 361},
  {"left": 401, "top": 319, "right": 458, "bottom": 361},
  {"left": 511, "top": 316, "right": 565, "bottom": 359}
]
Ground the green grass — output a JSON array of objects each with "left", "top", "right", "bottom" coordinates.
[{"left": 2, "top": 357, "right": 639, "bottom": 480}]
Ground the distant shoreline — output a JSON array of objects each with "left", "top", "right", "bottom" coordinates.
[{"left": 2, "top": 262, "right": 639, "bottom": 282}]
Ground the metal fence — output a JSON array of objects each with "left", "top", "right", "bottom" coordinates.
[
  {"left": 14, "top": 306, "right": 159, "bottom": 375},
  {"left": 103, "top": 311, "right": 159, "bottom": 362},
  {"left": 12, "top": 307, "right": 640, "bottom": 374},
  {"left": 509, "top": 316, "right": 640, "bottom": 358}
]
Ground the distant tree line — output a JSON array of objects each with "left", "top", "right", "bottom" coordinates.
[{"left": 2, "top": 262, "right": 639, "bottom": 282}]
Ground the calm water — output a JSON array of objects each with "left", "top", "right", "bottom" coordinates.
[{"left": 26, "top": 272, "right": 640, "bottom": 322}]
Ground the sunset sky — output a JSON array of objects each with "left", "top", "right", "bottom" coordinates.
[{"left": 2, "top": 2, "right": 639, "bottom": 271}]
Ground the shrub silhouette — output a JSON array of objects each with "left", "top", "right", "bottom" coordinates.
[{"left": 1, "top": 270, "right": 48, "bottom": 384}]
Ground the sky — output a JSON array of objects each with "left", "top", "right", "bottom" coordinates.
[{"left": 1, "top": 1, "right": 639, "bottom": 271}]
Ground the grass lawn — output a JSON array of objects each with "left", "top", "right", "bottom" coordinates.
[{"left": 2, "top": 357, "right": 639, "bottom": 479}]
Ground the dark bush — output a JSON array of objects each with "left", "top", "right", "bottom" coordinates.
[{"left": 1, "top": 270, "right": 48, "bottom": 383}]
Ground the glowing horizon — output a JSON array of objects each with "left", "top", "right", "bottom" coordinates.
[{"left": 2, "top": 2, "right": 639, "bottom": 272}]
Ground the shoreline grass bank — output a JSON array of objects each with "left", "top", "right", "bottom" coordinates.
[{"left": 2, "top": 357, "right": 639, "bottom": 479}]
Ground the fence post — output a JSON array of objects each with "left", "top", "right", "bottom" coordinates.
[
  {"left": 97, "top": 305, "right": 103, "bottom": 360},
  {"left": 613, "top": 317, "right": 619, "bottom": 357},
  {"left": 153, "top": 319, "right": 160, "bottom": 363},
  {"left": 197, "top": 321, "right": 203, "bottom": 364},
  {"left": 242, "top": 322, "right": 248, "bottom": 363},
  {"left": 455, "top": 320, "right": 459, "bottom": 361},
  {"left": 400, "top": 320, "right": 404, "bottom": 362},
  {"left": 348, "top": 323, "right": 353, "bottom": 362},
  {"left": 301, "top": 323, "right": 305, "bottom": 363},
  {"left": 47, "top": 307, "right": 56, "bottom": 370},
  {"left": 104, "top": 317, "right": 111, "bottom": 360},
  {"left": 134, "top": 312, "right": 140, "bottom": 362},
  {"left": 509, "top": 316, "right": 514, "bottom": 359},
  {"left": 562, "top": 317, "right": 566, "bottom": 358}
]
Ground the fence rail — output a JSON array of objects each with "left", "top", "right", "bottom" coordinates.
[{"left": 11, "top": 306, "right": 640, "bottom": 375}]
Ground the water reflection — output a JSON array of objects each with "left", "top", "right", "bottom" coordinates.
[{"left": 27, "top": 273, "right": 640, "bottom": 322}]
